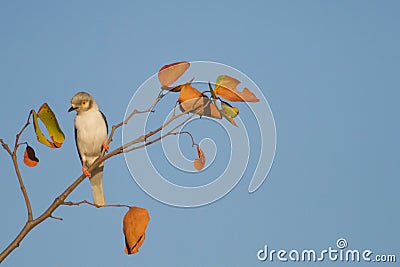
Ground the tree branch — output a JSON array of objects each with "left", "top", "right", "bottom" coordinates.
[
  {"left": 123, "top": 114, "right": 194, "bottom": 153},
  {"left": 62, "top": 199, "right": 131, "bottom": 209},
  {"left": 104, "top": 91, "right": 164, "bottom": 149},
  {"left": 0, "top": 93, "right": 201, "bottom": 262},
  {"left": 0, "top": 139, "right": 12, "bottom": 157},
  {"left": 11, "top": 154, "right": 33, "bottom": 221},
  {"left": 1, "top": 112, "right": 34, "bottom": 224},
  {"left": 14, "top": 112, "right": 32, "bottom": 153}
]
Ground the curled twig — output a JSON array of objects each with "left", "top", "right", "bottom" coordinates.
[{"left": 171, "top": 131, "right": 197, "bottom": 147}]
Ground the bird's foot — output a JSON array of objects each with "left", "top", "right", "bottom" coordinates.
[
  {"left": 102, "top": 142, "right": 109, "bottom": 152},
  {"left": 82, "top": 166, "right": 91, "bottom": 177}
]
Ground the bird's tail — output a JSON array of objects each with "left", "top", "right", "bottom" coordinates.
[{"left": 89, "top": 165, "right": 105, "bottom": 206}]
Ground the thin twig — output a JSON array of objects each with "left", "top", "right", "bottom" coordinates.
[
  {"left": 49, "top": 215, "right": 63, "bottom": 221},
  {"left": 121, "top": 98, "right": 204, "bottom": 152},
  {"left": 103, "top": 91, "right": 164, "bottom": 151},
  {"left": 123, "top": 115, "right": 194, "bottom": 153},
  {"left": 0, "top": 139, "right": 12, "bottom": 157},
  {"left": 62, "top": 200, "right": 131, "bottom": 209},
  {"left": 171, "top": 131, "right": 197, "bottom": 147},
  {"left": 14, "top": 111, "right": 32, "bottom": 153}
]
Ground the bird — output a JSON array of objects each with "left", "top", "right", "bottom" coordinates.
[{"left": 68, "top": 92, "right": 109, "bottom": 206}]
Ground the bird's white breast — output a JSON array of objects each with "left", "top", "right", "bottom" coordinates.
[{"left": 75, "top": 109, "right": 107, "bottom": 165}]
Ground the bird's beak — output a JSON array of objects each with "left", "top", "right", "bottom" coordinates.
[{"left": 68, "top": 105, "right": 77, "bottom": 112}]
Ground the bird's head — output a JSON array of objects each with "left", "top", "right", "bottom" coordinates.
[{"left": 68, "top": 92, "right": 96, "bottom": 113}]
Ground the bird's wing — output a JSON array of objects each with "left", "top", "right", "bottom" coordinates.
[
  {"left": 74, "top": 126, "right": 83, "bottom": 164},
  {"left": 100, "top": 111, "right": 108, "bottom": 134}
]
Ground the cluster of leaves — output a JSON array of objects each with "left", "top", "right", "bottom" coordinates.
[
  {"left": 23, "top": 103, "right": 65, "bottom": 167},
  {"left": 158, "top": 61, "right": 259, "bottom": 126},
  {"left": 157, "top": 61, "right": 259, "bottom": 170}
]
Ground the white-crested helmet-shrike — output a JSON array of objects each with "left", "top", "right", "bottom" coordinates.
[{"left": 68, "top": 92, "right": 109, "bottom": 206}]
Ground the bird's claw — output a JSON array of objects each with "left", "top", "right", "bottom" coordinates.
[
  {"left": 82, "top": 166, "right": 91, "bottom": 177},
  {"left": 102, "top": 142, "right": 109, "bottom": 152}
]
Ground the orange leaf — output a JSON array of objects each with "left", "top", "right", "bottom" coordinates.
[
  {"left": 178, "top": 82, "right": 203, "bottom": 103},
  {"left": 23, "top": 145, "right": 39, "bottom": 167},
  {"left": 158, "top": 61, "right": 190, "bottom": 90},
  {"left": 193, "top": 145, "right": 206, "bottom": 170},
  {"left": 178, "top": 83, "right": 221, "bottom": 119},
  {"left": 123, "top": 207, "right": 150, "bottom": 255},
  {"left": 214, "top": 75, "right": 259, "bottom": 102}
]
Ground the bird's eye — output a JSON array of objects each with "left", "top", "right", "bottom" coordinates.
[{"left": 82, "top": 100, "right": 87, "bottom": 106}]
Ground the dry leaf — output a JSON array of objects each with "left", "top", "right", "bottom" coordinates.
[
  {"left": 158, "top": 61, "right": 190, "bottom": 90},
  {"left": 214, "top": 75, "right": 259, "bottom": 102},
  {"left": 32, "top": 103, "right": 65, "bottom": 148},
  {"left": 219, "top": 100, "right": 239, "bottom": 127},
  {"left": 178, "top": 83, "right": 221, "bottom": 119},
  {"left": 193, "top": 145, "right": 206, "bottom": 170},
  {"left": 23, "top": 145, "right": 39, "bottom": 167},
  {"left": 37, "top": 103, "right": 65, "bottom": 147},
  {"left": 123, "top": 207, "right": 150, "bottom": 255}
]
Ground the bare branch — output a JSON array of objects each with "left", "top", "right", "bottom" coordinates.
[
  {"left": 62, "top": 199, "right": 130, "bottom": 209},
  {"left": 104, "top": 91, "right": 164, "bottom": 150},
  {"left": 0, "top": 92, "right": 207, "bottom": 263},
  {"left": 0, "top": 172, "right": 88, "bottom": 262},
  {"left": 121, "top": 99, "right": 205, "bottom": 153},
  {"left": 13, "top": 111, "right": 32, "bottom": 153},
  {"left": 11, "top": 154, "right": 33, "bottom": 221},
  {"left": 1, "top": 112, "right": 34, "bottom": 223},
  {"left": 123, "top": 114, "right": 194, "bottom": 153},
  {"left": 0, "top": 139, "right": 12, "bottom": 157}
]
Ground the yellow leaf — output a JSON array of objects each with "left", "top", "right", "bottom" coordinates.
[
  {"left": 123, "top": 207, "right": 150, "bottom": 255},
  {"left": 32, "top": 103, "right": 65, "bottom": 148},
  {"left": 38, "top": 103, "right": 65, "bottom": 147},
  {"left": 214, "top": 75, "right": 259, "bottom": 102},
  {"left": 23, "top": 145, "right": 39, "bottom": 167},
  {"left": 32, "top": 111, "right": 53, "bottom": 148},
  {"left": 158, "top": 61, "right": 190, "bottom": 90},
  {"left": 178, "top": 83, "right": 221, "bottom": 119},
  {"left": 220, "top": 100, "right": 239, "bottom": 127},
  {"left": 193, "top": 145, "right": 206, "bottom": 170}
]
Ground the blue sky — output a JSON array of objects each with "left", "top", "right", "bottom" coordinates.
[{"left": 0, "top": 1, "right": 399, "bottom": 266}]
